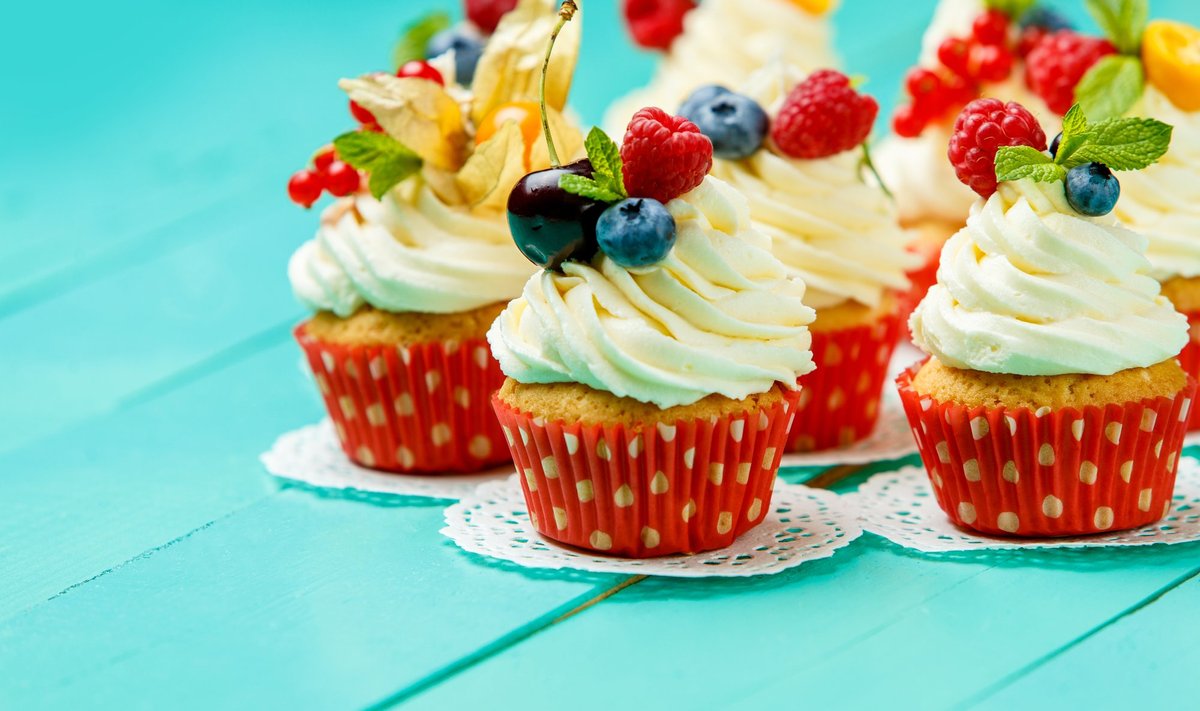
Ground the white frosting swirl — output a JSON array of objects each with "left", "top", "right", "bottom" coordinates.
[
  {"left": 288, "top": 184, "right": 533, "bottom": 317},
  {"left": 489, "top": 177, "right": 817, "bottom": 408},
  {"left": 911, "top": 179, "right": 1188, "bottom": 375},
  {"left": 604, "top": 0, "right": 838, "bottom": 134},
  {"left": 1114, "top": 86, "right": 1200, "bottom": 282}
]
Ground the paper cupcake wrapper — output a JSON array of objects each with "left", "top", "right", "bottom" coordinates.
[
  {"left": 788, "top": 310, "right": 903, "bottom": 452},
  {"left": 1175, "top": 309, "right": 1200, "bottom": 431},
  {"left": 492, "top": 389, "right": 802, "bottom": 558},
  {"left": 897, "top": 244, "right": 940, "bottom": 330},
  {"left": 896, "top": 361, "right": 1197, "bottom": 537},
  {"left": 295, "top": 323, "right": 510, "bottom": 474}
]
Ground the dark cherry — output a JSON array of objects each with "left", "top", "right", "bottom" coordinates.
[{"left": 507, "top": 159, "right": 605, "bottom": 270}]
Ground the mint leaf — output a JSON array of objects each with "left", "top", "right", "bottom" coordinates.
[
  {"left": 986, "top": 0, "right": 1037, "bottom": 19},
  {"left": 1070, "top": 117, "right": 1173, "bottom": 170},
  {"left": 333, "top": 131, "right": 423, "bottom": 199},
  {"left": 393, "top": 11, "right": 451, "bottom": 69},
  {"left": 559, "top": 174, "right": 624, "bottom": 203},
  {"left": 1076, "top": 56, "right": 1145, "bottom": 121},
  {"left": 995, "top": 146, "right": 1066, "bottom": 183},
  {"left": 1085, "top": 0, "right": 1148, "bottom": 55},
  {"left": 1052, "top": 104, "right": 1092, "bottom": 166},
  {"left": 584, "top": 127, "right": 625, "bottom": 196}
]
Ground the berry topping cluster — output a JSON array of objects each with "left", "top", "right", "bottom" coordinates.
[
  {"left": 677, "top": 69, "right": 878, "bottom": 162},
  {"left": 287, "top": 0, "right": 538, "bottom": 209},
  {"left": 507, "top": 2, "right": 708, "bottom": 271},
  {"left": 948, "top": 98, "right": 1172, "bottom": 218}
]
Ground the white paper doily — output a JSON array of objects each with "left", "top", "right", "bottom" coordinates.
[
  {"left": 441, "top": 476, "right": 862, "bottom": 577},
  {"left": 779, "top": 386, "right": 917, "bottom": 468},
  {"left": 261, "top": 420, "right": 510, "bottom": 500},
  {"left": 847, "top": 458, "right": 1200, "bottom": 552}
]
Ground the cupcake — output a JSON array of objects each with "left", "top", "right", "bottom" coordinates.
[
  {"left": 604, "top": 0, "right": 839, "bottom": 135},
  {"left": 492, "top": 83, "right": 816, "bottom": 555},
  {"left": 677, "top": 65, "right": 919, "bottom": 451},
  {"left": 900, "top": 98, "right": 1194, "bottom": 537},
  {"left": 286, "top": 0, "right": 584, "bottom": 473},
  {"left": 1090, "top": 16, "right": 1200, "bottom": 428},
  {"left": 876, "top": 0, "right": 1066, "bottom": 321}
]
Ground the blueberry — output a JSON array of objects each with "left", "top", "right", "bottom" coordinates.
[
  {"left": 596, "top": 198, "right": 677, "bottom": 268},
  {"left": 1065, "top": 162, "right": 1120, "bottom": 216},
  {"left": 1049, "top": 132, "right": 1062, "bottom": 158},
  {"left": 681, "top": 91, "right": 769, "bottom": 160},
  {"left": 679, "top": 85, "right": 731, "bottom": 120},
  {"left": 426, "top": 26, "right": 485, "bottom": 85},
  {"left": 1020, "top": 6, "right": 1074, "bottom": 32}
]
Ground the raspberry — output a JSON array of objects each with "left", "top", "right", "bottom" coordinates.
[
  {"left": 772, "top": 70, "right": 879, "bottom": 159},
  {"left": 623, "top": 0, "right": 696, "bottom": 50},
  {"left": 620, "top": 107, "right": 713, "bottom": 203},
  {"left": 948, "top": 99, "right": 1047, "bottom": 197},
  {"left": 1025, "top": 31, "right": 1117, "bottom": 115},
  {"left": 466, "top": 0, "right": 519, "bottom": 35}
]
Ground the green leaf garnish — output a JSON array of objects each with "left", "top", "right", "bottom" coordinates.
[
  {"left": 333, "top": 131, "right": 423, "bottom": 200},
  {"left": 559, "top": 127, "right": 629, "bottom": 204},
  {"left": 1085, "top": 0, "right": 1148, "bottom": 55},
  {"left": 985, "top": 0, "right": 1037, "bottom": 20},
  {"left": 1076, "top": 55, "right": 1146, "bottom": 121},
  {"left": 393, "top": 11, "right": 452, "bottom": 70},
  {"left": 993, "top": 104, "right": 1172, "bottom": 185}
]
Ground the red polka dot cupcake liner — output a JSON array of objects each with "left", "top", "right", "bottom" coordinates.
[
  {"left": 1174, "top": 309, "right": 1200, "bottom": 431},
  {"left": 787, "top": 309, "right": 903, "bottom": 452},
  {"left": 896, "top": 361, "right": 1197, "bottom": 538},
  {"left": 897, "top": 242, "right": 940, "bottom": 329},
  {"left": 294, "top": 323, "right": 511, "bottom": 474},
  {"left": 492, "top": 388, "right": 802, "bottom": 558}
]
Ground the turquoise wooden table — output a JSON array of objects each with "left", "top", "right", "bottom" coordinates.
[{"left": 4, "top": 1, "right": 1199, "bottom": 708}]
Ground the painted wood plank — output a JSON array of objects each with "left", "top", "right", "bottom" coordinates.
[{"left": 972, "top": 571, "right": 1200, "bottom": 710}]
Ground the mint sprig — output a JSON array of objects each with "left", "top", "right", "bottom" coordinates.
[
  {"left": 559, "top": 127, "right": 628, "bottom": 203},
  {"left": 393, "top": 11, "right": 451, "bottom": 70},
  {"left": 333, "top": 131, "right": 423, "bottom": 200},
  {"left": 1074, "top": 0, "right": 1150, "bottom": 120},
  {"left": 1085, "top": 0, "right": 1148, "bottom": 55},
  {"left": 1075, "top": 55, "right": 1145, "bottom": 121},
  {"left": 994, "top": 103, "right": 1172, "bottom": 183}
]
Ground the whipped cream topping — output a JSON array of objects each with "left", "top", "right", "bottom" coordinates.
[
  {"left": 708, "top": 63, "right": 917, "bottom": 310},
  {"left": 1114, "top": 85, "right": 1200, "bottom": 282},
  {"left": 604, "top": 0, "right": 838, "bottom": 134},
  {"left": 911, "top": 179, "right": 1188, "bottom": 376},
  {"left": 289, "top": 183, "right": 533, "bottom": 317},
  {"left": 489, "top": 177, "right": 816, "bottom": 408}
]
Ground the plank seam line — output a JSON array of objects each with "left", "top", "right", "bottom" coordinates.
[
  {"left": 0, "top": 191, "right": 261, "bottom": 321},
  {"left": 382, "top": 462, "right": 869, "bottom": 707},
  {"left": 956, "top": 563, "right": 1200, "bottom": 711},
  {"left": 24, "top": 502, "right": 262, "bottom": 619},
  {"left": 366, "top": 576, "right": 646, "bottom": 710}
]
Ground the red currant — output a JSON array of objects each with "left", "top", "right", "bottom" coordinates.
[
  {"left": 288, "top": 170, "right": 325, "bottom": 208},
  {"left": 349, "top": 100, "right": 377, "bottom": 126},
  {"left": 1018, "top": 27, "right": 1047, "bottom": 57},
  {"left": 313, "top": 147, "right": 336, "bottom": 174},
  {"left": 324, "top": 161, "right": 361, "bottom": 197},
  {"left": 943, "top": 74, "right": 979, "bottom": 107},
  {"left": 971, "top": 9, "right": 1010, "bottom": 46},
  {"left": 397, "top": 60, "right": 445, "bottom": 86},
  {"left": 937, "top": 38, "right": 973, "bottom": 78},
  {"left": 905, "top": 68, "right": 944, "bottom": 99},
  {"left": 972, "top": 44, "right": 1014, "bottom": 83},
  {"left": 892, "top": 104, "right": 926, "bottom": 138}
]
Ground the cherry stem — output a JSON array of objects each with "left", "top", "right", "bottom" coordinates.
[
  {"left": 860, "top": 142, "right": 893, "bottom": 200},
  {"left": 540, "top": 0, "right": 577, "bottom": 168}
]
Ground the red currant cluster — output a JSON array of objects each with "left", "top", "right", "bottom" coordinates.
[
  {"left": 892, "top": 9, "right": 1017, "bottom": 138},
  {"left": 287, "top": 147, "right": 363, "bottom": 209}
]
